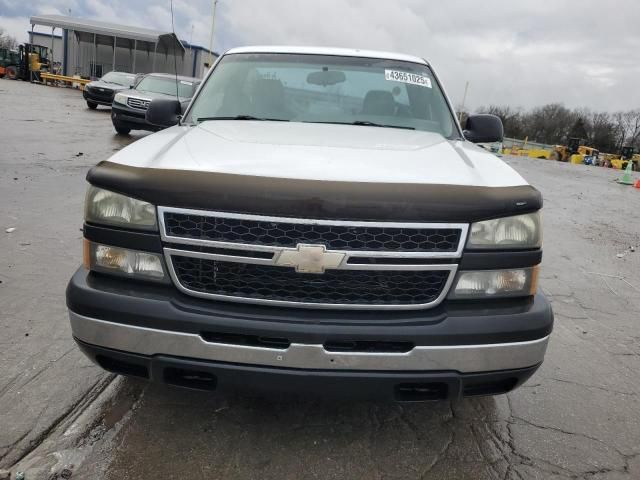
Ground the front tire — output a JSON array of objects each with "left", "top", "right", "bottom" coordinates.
[
  {"left": 114, "top": 125, "right": 131, "bottom": 135},
  {"left": 6, "top": 66, "right": 17, "bottom": 80},
  {"left": 87, "top": 101, "right": 98, "bottom": 109}
]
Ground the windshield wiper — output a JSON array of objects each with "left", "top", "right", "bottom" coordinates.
[
  {"left": 196, "top": 115, "right": 289, "bottom": 122},
  {"left": 304, "top": 120, "right": 415, "bottom": 130}
]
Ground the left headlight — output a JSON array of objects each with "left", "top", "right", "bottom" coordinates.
[
  {"left": 467, "top": 212, "right": 541, "bottom": 249},
  {"left": 85, "top": 186, "right": 157, "bottom": 231},
  {"left": 114, "top": 92, "right": 127, "bottom": 104}
]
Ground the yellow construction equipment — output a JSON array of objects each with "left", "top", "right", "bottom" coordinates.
[
  {"left": 551, "top": 137, "right": 581, "bottom": 162},
  {"left": 551, "top": 138, "right": 600, "bottom": 164},
  {"left": 608, "top": 147, "right": 637, "bottom": 170},
  {"left": 527, "top": 149, "right": 552, "bottom": 159}
]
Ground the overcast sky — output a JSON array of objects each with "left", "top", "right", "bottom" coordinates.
[{"left": 2, "top": 0, "right": 639, "bottom": 112}]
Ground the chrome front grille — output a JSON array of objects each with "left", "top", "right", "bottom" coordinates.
[
  {"left": 126, "top": 97, "right": 150, "bottom": 110},
  {"left": 159, "top": 207, "right": 468, "bottom": 310}
]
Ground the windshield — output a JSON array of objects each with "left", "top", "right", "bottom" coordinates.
[
  {"left": 136, "top": 76, "right": 197, "bottom": 98},
  {"left": 186, "top": 53, "right": 459, "bottom": 137},
  {"left": 101, "top": 71, "right": 136, "bottom": 86}
]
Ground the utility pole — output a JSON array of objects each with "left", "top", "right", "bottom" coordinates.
[{"left": 207, "top": 0, "right": 218, "bottom": 68}]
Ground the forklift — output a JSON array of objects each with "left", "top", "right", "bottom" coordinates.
[{"left": 4, "top": 43, "right": 50, "bottom": 82}]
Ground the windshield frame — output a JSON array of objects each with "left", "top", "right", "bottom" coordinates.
[{"left": 182, "top": 52, "right": 463, "bottom": 138}]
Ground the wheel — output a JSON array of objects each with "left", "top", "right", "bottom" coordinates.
[
  {"left": 114, "top": 125, "right": 131, "bottom": 135},
  {"left": 6, "top": 66, "right": 17, "bottom": 80},
  {"left": 87, "top": 101, "right": 98, "bottom": 110}
]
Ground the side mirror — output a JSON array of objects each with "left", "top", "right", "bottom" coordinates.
[
  {"left": 146, "top": 99, "right": 182, "bottom": 128},
  {"left": 463, "top": 114, "right": 504, "bottom": 143}
]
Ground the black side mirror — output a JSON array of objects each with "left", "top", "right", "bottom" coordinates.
[
  {"left": 463, "top": 114, "right": 504, "bottom": 143},
  {"left": 146, "top": 99, "right": 182, "bottom": 128}
]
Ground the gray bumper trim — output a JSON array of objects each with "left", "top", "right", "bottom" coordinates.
[{"left": 69, "top": 312, "right": 549, "bottom": 373}]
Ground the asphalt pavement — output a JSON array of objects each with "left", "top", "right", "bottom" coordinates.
[{"left": 1, "top": 79, "right": 639, "bottom": 480}]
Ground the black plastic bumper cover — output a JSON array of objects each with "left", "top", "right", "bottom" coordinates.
[{"left": 67, "top": 268, "right": 554, "bottom": 347}]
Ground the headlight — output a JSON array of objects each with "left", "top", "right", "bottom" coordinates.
[
  {"left": 467, "top": 212, "right": 541, "bottom": 249},
  {"left": 449, "top": 266, "right": 539, "bottom": 299},
  {"left": 85, "top": 186, "right": 157, "bottom": 230},
  {"left": 84, "top": 240, "right": 167, "bottom": 282},
  {"left": 114, "top": 92, "right": 127, "bottom": 104}
]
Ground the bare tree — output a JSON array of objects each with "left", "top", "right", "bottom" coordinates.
[
  {"left": 0, "top": 28, "right": 18, "bottom": 50},
  {"left": 615, "top": 110, "right": 640, "bottom": 150}
]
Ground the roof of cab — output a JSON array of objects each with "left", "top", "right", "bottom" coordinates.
[{"left": 224, "top": 46, "right": 428, "bottom": 65}]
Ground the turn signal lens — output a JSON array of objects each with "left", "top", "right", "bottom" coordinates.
[
  {"left": 449, "top": 265, "right": 539, "bottom": 299},
  {"left": 87, "top": 242, "right": 166, "bottom": 282}
]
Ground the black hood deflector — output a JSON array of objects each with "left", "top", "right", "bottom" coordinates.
[{"left": 87, "top": 161, "right": 542, "bottom": 222}]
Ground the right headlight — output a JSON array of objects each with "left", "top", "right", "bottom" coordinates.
[
  {"left": 467, "top": 212, "right": 541, "bottom": 249},
  {"left": 85, "top": 186, "right": 157, "bottom": 230}
]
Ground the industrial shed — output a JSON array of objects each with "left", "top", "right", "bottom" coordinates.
[{"left": 29, "top": 14, "right": 218, "bottom": 79}]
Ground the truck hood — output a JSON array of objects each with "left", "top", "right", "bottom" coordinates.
[
  {"left": 91, "top": 121, "right": 541, "bottom": 222},
  {"left": 86, "top": 80, "right": 130, "bottom": 91},
  {"left": 107, "top": 121, "right": 526, "bottom": 188},
  {"left": 124, "top": 89, "right": 190, "bottom": 102}
]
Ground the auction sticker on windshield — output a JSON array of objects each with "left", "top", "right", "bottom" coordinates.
[{"left": 384, "top": 70, "right": 432, "bottom": 88}]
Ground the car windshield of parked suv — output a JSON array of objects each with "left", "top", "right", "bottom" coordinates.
[
  {"left": 136, "top": 75, "right": 197, "bottom": 98},
  {"left": 186, "top": 53, "right": 459, "bottom": 137},
  {"left": 101, "top": 72, "right": 136, "bottom": 86}
]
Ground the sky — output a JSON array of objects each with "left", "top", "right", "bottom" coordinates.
[{"left": 1, "top": 0, "right": 639, "bottom": 112}]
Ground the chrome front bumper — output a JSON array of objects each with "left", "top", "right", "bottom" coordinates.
[{"left": 69, "top": 311, "right": 549, "bottom": 373}]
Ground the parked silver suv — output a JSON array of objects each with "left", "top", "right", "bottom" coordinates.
[{"left": 111, "top": 73, "right": 199, "bottom": 134}]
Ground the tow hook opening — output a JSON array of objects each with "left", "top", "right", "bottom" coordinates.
[
  {"left": 95, "top": 355, "right": 149, "bottom": 379},
  {"left": 394, "top": 382, "right": 448, "bottom": 402},
  {"left": 163, "top": 367, "right": 218, "bottom": 391}
]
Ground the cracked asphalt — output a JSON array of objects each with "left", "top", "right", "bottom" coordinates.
[{"left": 1, "top": 80, "right": 639, "bottom": 480}]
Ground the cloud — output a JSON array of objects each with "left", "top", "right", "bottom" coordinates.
[
  {"left": 0, "top": 15, "right": 30, "bottom": 43},
  {"left": 1, "top": 0, "right": 639, "bottom": 111}
]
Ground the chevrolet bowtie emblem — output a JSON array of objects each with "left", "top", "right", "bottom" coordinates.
[{"left": 275, "top": 244, "right": 345, "bottom": 274}]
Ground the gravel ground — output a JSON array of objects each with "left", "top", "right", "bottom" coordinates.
[{"left": 1, "top": 79, "right": 639, "bottom": 480}]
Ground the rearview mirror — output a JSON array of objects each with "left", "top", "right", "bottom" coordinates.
[
  {"left": 146, "top": 99, "right": 182, "bottom": 128},
  {"left": 464, "top": 114, "right": 504, "bottom": 143},
  {"left": 307, "top": 70, "right": 346, "bottom": 87}
]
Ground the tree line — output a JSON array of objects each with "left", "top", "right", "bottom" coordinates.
[
  {"left": 0, "top": 28, "right": 18, "bottom": 50},
  {"left": 473, "top": 104, "right": 640, "bottom": 154}
]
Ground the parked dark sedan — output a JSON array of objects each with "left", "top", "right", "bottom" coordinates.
[
  {"left": 83, "top": 71, "right": 137, "bottom": 109},
  {"left": 111, "top": 73, "right": 199, "bottom": 135}
]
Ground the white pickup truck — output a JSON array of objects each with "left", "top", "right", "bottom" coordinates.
[{"left": 67, "top": 46, "right": 552, "bottom": 401}]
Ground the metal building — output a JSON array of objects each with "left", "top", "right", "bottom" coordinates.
[{"left": 29, "top": 14, "right": 218, "bottom": 79}]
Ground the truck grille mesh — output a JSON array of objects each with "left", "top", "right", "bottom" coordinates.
[
  {"left": 171, "top": 256, "right": 450, "bottom": 306},
  {"left": 163, "top": 212, "right": 461, "bottom": 252}
]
